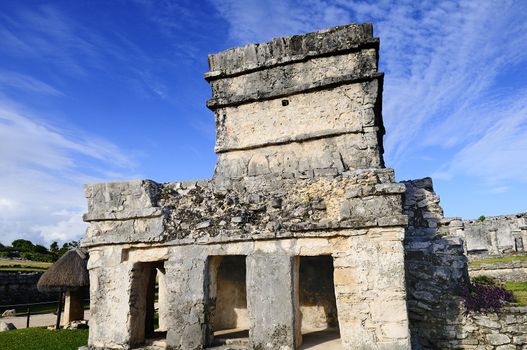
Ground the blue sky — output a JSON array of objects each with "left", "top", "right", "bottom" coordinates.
[{"left": 0, "top": 0, "right": 526, "bottom": 245}]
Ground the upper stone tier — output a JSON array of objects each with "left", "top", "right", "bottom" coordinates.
[{"left": 205, "top": 23, "right": 385, "bottom": 179}]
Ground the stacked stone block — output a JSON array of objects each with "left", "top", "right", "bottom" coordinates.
[
  {"left": 402, "top": 178, "right": 469, "bottom": 349},
  {"left": 206, "top": 23, "right": 385, "bottom": 179}
]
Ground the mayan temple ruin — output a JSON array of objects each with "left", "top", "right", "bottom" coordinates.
[{"left": 81, "top": 23, "right": 527, "bottom": 350}]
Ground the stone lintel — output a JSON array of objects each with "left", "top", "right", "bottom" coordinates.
[
  {"left": 83, "top": 207, "right": 163, "bottom": 222},
  {"left": 206, "top": 23, "right": 375, "bottom": 79},
  {"left": 81, "top": 219, "right": 408, "bottom": 248},
  {"left": 206, "top": 70, "right": 382, "bottom": 110},
  {"left": 84, "top": 180, "right": 161, "bottom": 222}
]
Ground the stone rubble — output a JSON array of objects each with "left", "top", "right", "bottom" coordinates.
[{"left": 0, "top": 321, "right": 16, "bottom": 332}]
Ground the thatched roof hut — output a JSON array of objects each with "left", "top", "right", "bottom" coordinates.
[
  {"left": 37, "top": 248, "right": 89, "bottom": 327},
  {"left": 38, "top": 248, "right": 89, "bottom": 292}
]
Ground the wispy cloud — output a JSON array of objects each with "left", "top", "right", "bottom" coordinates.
[
  {"left": 0, "top": 71, "right": 62, "bottom": 96},
  {"left": 0, "top": 4, "right": 172, "bottom": 98},
  {"left": 210, "top": 0, "right": 352, "bottom": 44},
  {"left": 433, "top": 92, "right": 527, "bottom": 185},
  {"left": 0, "top": 6, "right": 100, "bottom": 75}
]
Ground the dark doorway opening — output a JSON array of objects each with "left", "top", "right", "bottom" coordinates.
[
  {"left": 206, "top": 255, "right": 249, "bottom": 348},
  {"left": 129, "top": 261, "right": 167, "bottom": 347},
  {"left": 298, "top": 255, "right": 341, "bottom": 350}
]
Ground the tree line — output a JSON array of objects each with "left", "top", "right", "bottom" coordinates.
[{"left": 0, "top": 239, "right": 79, "bottom": 262}]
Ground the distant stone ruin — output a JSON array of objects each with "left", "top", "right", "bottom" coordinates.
[
  {"left": 443, "top": 213, "right": 527, "bottom": 257},
  {"left": 82, "top": 23, "right": 527, "bottom": 350}
]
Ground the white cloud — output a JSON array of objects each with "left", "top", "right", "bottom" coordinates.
[
  {"left": 32, "top": 210, "right": 86, "bottom": 243},
  {"left": 433, "top": 95, "right": 527, "bottom": 185},
  {"left": 0, "top": 98, "right": 137, "bottom": 245}
]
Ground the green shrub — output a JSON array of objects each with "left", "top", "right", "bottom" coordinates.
[{"left": 472, "top": 275, "right": 496, "bottom": 286}]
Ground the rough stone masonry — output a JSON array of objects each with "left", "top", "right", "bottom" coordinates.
[{"left": 81, "top": 23, "right": 526, "bottom": 350}]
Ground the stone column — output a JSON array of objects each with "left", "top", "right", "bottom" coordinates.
[
  {"left": 63, "top": 289, "right": 84, "bottom": 323},
  {"left": 87, "top": 247, "right": 136, "bottom": 349},
  {"left": 165, "top": 257, "right": 207, "bottom": 350},
  {"left": 333, "top": 231, "right": 411, "bottom": 350},
  {"left": 246, "top": 253, "right": 300, "bottom": 350},
  {"left": 489, "top": 229, "right": 499, "bottom": 255}
]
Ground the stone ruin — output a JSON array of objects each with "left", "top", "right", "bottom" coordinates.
[
  {"left": 81, "top": 23, "right": 526, "bottom": 350},
  {"left": 442, "top": 213, "right": 527, "bottom": 258}
]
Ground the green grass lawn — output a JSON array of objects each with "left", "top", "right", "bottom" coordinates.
[
  {"left": 504, "top": 281, "right": 527, "bottom": 306},
  {"left": 0, "top": 259, "right": 51, "bottom": 272},
  {"left": 469, "top": 254, "right": 527, "bottom": 267},
  {"left": 0, "top": 327, "right": 88, "bottom": 350}
]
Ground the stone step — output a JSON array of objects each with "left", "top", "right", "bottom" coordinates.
[
  {"left": 207, "top": 346, "right": 249, "bottom": 350},
  {"left": 213, "top": 336, "right": 250, "bottom": 347}
]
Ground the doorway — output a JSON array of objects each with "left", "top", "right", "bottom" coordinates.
[{"left": 206, "top": 255, "right": 249, "bottom": 347}]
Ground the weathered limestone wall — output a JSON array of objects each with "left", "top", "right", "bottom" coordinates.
[
  {"left": 84, "top": 232, "right": 409, "bottom": 350},
  {"left": 455, "top": 307, "right": 527, "bottom": 349},
  {"left": 83, "top": 168, "right": 411, "bottom": 350},
  {"left": 206, "top": 23, "right": 385, "bottom": 179},
  {"left": 402, "top": 178, "right": 469, "bottom": 349},
  {"left": 402, "top": 178, "right": 527, "bottom": 349},
  {"left": 441, "top": 213, "right": 527, "bottom": 258},
  {"left": 83, "top": 170, "right": 406, "bottom": 247}
]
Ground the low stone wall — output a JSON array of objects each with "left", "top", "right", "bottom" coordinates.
[
  {"left": 0, "top": 272, "right": 57, "bottom": 306},
  {"left": 469, "top": 261, "right": 527, "bottom": 282},
  {"left": 404, "top": 178, "right": 527, "bottom": 349},
  {"left": 456, "top": 307, "right": 527, "bottom": 349}
]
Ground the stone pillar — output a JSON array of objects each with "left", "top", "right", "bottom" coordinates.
[
  {"left": 87, "top": 247, "right": 136, "bottom": 349},
  {"left": 246, "top": 253, "right": 300, "bottom": 350},
  {"left": 333, "top": 231, "right": 410, "bottom": 350},
  {"left": 522, "top": 228, "right": 527, "bottom": 253},
  {"left": 165, "top": 257, "right": 207, "bottom": 350},
  {"left": 63, "top": 289, "right": 84, "bottom": 323},
  {"left": 489, "top": 229, "right": 499, "bottom": 255}
]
